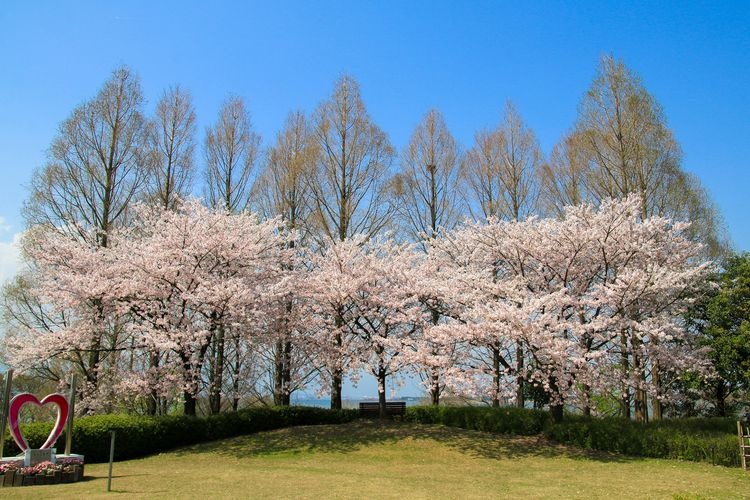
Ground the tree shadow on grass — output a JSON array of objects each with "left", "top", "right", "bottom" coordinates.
[{"left": 173, "top": 420, "right": 632, "bottom": 464}]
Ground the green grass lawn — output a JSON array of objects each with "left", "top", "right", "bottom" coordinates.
[{"left": 3, "top": 420, "right": 749, "bottom": 499}]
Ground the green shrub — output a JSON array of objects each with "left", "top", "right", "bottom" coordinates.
[
  {"left": 404, "top": 405, "right": 550, "bottom": 435},
  {"left": 2, "top": 406, "right": 358, "bottom": 463},
  {"left": 544, "top": 416, "right": 739, "bottom": 467}
]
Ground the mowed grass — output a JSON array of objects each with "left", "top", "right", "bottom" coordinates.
[{"left": 3, "top": 421, "right": 749, "bottom": 499}]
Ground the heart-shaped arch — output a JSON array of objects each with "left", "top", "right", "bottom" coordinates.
[{"left": 8, "top": 393, "right": 69, "bottom": 451}]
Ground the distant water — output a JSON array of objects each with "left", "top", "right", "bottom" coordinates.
[{"left": 291, "top": 396, "right": 425, "bottom": 409}]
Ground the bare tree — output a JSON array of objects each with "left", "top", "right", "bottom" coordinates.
[
  {"left": 251, "top": 110, "right": 319, "bottom": 405},
  {"left": 202, "top": 96, "right": 260, "bottom": 414},
  {"left": 462, "top": 101, "right": 542, "bottom": 222},
  {"left": 539, "top": 132, "right": 592, "bottom": 216},
  {"left": 24, "top": 66, "right": 147, "bottom": 247},
  {"left": 204, "top": 96, "right": 260, "bottom": 212},
  {"left": 309, "top": 75, "right": 395, "bottom": 409},
  {"left": 252, "top": 111, "right": 317, "bottom": 233},
  {"left": 310, "top": 75, "right": 395, "bottom": 245},
  {"left": 462, "top": 101, "right": 542, "bottom": 409},
  {"left": 17, "top": 67, "right": 147, "bottom": 409},
  {"left": 393, "top": 108, "right": 461, "bottom": 246},
  {"left": 392, "top": 108, "right": 461, "bottom": 406},
  {"left": 144, "top": 86, "right": 196, "bottom": 210}
]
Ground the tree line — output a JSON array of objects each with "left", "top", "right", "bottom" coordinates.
[{"left": 1, "top": 55, "right": 737, "bottom": 421}]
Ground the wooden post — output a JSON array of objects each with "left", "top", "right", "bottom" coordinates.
[
  {"left": 107, "top": 430, "right": 115, "bottom": 492},
  {"left": 0, "top": 369, "right": 13, "bottom": 457},
  {"left": 65, "top": 373, "right": 77, "bottom": 455},
  {"left": 740, "top": 420, "right": 748, "bottom": 471}
]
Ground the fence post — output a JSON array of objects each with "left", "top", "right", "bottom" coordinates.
[
  {"left": 107, "top": 430, "right": 116, "bottom": 492},
  {"left": 0, "top": 369, "right": 13, "bottom": 457},
  {"left": 64, "top": 373, "right": 77, "bottom": 455}
]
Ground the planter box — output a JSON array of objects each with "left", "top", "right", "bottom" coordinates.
[
  {"left": 2, "top": 471, "right": 13, "bottom": 487},
  {"left": 61, "top": 471, "right": 75, "bottom": 483},
  {"left": 13, "top": 472, "right": 23, "bottom": 486},
  {"left": 21, "top": 475, "right": 35, "bottom": 486}
]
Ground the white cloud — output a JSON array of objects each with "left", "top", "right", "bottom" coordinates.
[{"left": 0, "top": 232, "right": 23, "bottom": 286}]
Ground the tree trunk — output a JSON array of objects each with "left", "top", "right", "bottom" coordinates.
[
  {"left": 516, "top": 340, "right": 525, "bottom": 408},
  {"left": 429, "top": 309, "right": 441, "bottom": 406},
  {"left": 330, "top": 369, "right": 342, "bottom": 410},
  {"left": 632, "top": 336, "right": 648, "bottom": 423},
  {"left": 620, "top": 331, "right": 631, "bottom": 419},
  {"left": 146, "top": 351, "right": 160, "bottom": 416},
  {"left": 378, "top": 367, "right": 387, "bottom": 420},
  {"left": 230, "top": 333, "right": 241, "bottom": 411},
  {"left": 430, "top": 367, "right": 440, "bottom": 406},
  {"left": 715, "top": 381, "right": 727, "bottom": 417},
  {"left": 548, "top": 376, "right": 564, "bottom": 422},
  {"left": 330, "top": 321, "right": 343, "bottom": 410},
  {"left": 582, "top": 383, "right": 592, "bottom": 417},
  {"left": 651, "top": 359, "right": 663, "bottom": 420},
  {"left": 282, "top": 340, "right": 292, "bottom": 406},
  {"left": 183, "top": 390, "right": 197, "bottom": 416},
  {"left": 492, "top": 343, "right": 502, "bottom": 407},
  {"left": 273, "top": 339, "right": 284, "bottom": 406},
  {"left": 208, "top": 322, "right": 225, "bottom": 415}
]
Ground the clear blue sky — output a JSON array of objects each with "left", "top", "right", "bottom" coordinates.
[{"left": 1, "top": 1, "right": 749, "bottom": 395}]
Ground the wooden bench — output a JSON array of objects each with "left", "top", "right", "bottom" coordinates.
[{"left": 359, "top": 401, "right": 406, "bottom": 418}]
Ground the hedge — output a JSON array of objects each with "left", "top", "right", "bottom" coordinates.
[
  {"left": 404, "top": 405, "right": 550, "bottom": 435},
  {"left": 406, "top": 406, "right": 739, "bottom": 468},
  {"left": 544, "top": 415, "right": 740, "bottom": 467},
  {"left": 3, "top": 406, "right": 358, "bottom": 463}
]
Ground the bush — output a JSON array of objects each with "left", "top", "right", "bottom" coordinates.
[
  {"left": 544, "top": 416, "right": 739, "bottom": 467},
  {"left": 3, "top": 406, "right": 358, "bottom": 463},
  {"left": 405, "top": 406, "right": 738, "bottom": 467},
  {"left": 404, "top": 405, "right": 550, "bottom": 435}
]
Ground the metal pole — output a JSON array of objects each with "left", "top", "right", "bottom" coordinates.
[
  {"left": 107, "top": 430, "right": 115, "bottom": 492},
  {"left": 0, "top": 369, "right": 14, "bottom": 458},
  {"left": 64, "top": 373, "right": 77, "bottom": 455}
]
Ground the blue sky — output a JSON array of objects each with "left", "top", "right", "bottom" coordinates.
[{"left": 1, "top": 1, "right": 749, "bottom": 395}]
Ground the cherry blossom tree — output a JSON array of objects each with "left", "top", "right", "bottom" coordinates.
[
  {"left": 425, "top": 195, "right": 712, "bottom": 421},
  {"left": 5, "top": 199, "right": 293, "bottom": 415},
  {"left": 302, "top": 237, "right": 423, "bottom": 417}
]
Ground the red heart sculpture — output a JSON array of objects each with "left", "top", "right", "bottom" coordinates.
[{"left": 8, "top": 393, "right": 69, "bottom": 451}]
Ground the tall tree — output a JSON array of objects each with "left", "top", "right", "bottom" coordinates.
[
  {"left": 203, "top": 96, "right": 261, "bottom": 413},
  {"left": 687, "top": 254, "right": 750, "bottom": 416},
  {"left": 251, "top": 110, "right": 319, "bottom": 405},
  {"left": 144, "top": 86, "right": 197, "bottom": 210},
  {"left": 393, "top": 108, "right": 461, "bottom": 244},
  {"left": 204, "top": 96, "right": 260, "bottom": 212},
  {"left": 566, "top": 55, "right": 728, "bottom": 418},
  {"left": 24, "top": 66, "right": 147, "bottom": 246},
  {"left": 462, "top": 101, "right": 542, "bottom": 222},
  {"left": 309, "top": 75, "right": 395, "bottom": 409},
  {"left": 140, "top": 85, "right": 197, "bottom": 413},
  {"left": 309, "top": 75, "right": 395, "bottom": 245},
  {"left": 538, "top": 132, "right": 591, "bottom": 216},
  {"left": 392, "top": 108, "right": 461, "bottom": 405},
  {"left": 18, "top": 66, "right": 147, "bottom": 409},
  {"left": 462, "top": 101, "right": 542, "bottom": 408}
]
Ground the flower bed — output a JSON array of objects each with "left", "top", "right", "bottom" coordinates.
[{"left": 0, "top": 458, "right": 84, "bottom": 487}]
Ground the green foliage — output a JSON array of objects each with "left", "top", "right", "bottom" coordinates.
[
  {"left": 406, "top": 406, "right": 739, "bottom": 467},
  {"left": 684, "top": 252, "right": 750, "bottom": 416},
  {"left": 544, "top": 416, "right": 739, "bottom": 467},
  {"left": 2, "top": 406, "right": 358, "bottom": 463},
  {"left": 404, "top": 405, "right": 550, "bottom": 435}
]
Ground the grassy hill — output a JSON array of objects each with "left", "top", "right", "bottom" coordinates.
[{"left": 6, "top": 421, "right": 750, "bottom": 499}]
